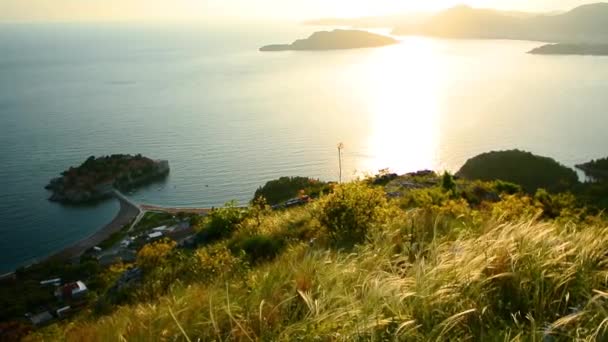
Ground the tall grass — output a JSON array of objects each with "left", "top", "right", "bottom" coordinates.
[{"left": 27, "top": 186, "right": 608, "bottom": 341}]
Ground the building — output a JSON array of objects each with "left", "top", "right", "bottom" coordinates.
[
  {"left": 147, "top": 231, "right": 163, "bottom": 241},
  {"left": 55, "top": 281, "right": 88, "bottom": 300},
  {"left": 152, "top": 225, "right": 168, "bottom": 232},
  {"left": 39, "top": 278, "right": 61, "bottom": 286}
]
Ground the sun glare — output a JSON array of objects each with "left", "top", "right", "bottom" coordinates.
[{"left": 360, "top": 37, "right": 444, "bottom": 175}]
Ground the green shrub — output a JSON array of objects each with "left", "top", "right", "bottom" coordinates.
[
  {"left": 197, "top": 202, "right": 246, "bottom": 244},
  {"left": 400, "top": 187, "right": 451, "bottom": 209},
  {"left": 317, "top": 182, "right": 388, "bottom": 246},
  {"left": 493, "top": 180, "right": 522, "bottom": 195},
  {"left": 194, "top": 245, "right": 246, "bottom": 281},
  {"left": 253, "top": 176, "right": 329, "bottom": 205},
  {"left": 441, "top": 171, "right": 456, "bottom": 192},
  {"left": 230, "top": 235, "right": 285, "bottom": 264}
]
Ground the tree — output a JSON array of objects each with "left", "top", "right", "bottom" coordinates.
[{"left": 442, "top": 171, "right": 456, "bottom": 192}]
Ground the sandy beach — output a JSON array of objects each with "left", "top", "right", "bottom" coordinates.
[
  {"left": 45, "top": 195, "right": 140, "bottom": 262},
  {"left": 0, "top": 195, "right": 140, "bottom": 280},
  {"left": 0, "top": 192, "right": 219, "bottom": 279}
]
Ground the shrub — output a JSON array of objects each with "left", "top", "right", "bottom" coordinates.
[
  {"left": 400, "top": 187, "right": 451, "bottom": 209},
  {"left": 136, "top": 239, "right": 176, "bottom": 271},
  {"left": 493, "top": 180, "right": 522, "bottom": 195},
  {"left": 194, "top": 245, "right": 246, "bottom": 281},
  {"left": 230, "top": 235, "right": 285, "bottom": 264},
  {"left": 441, "top": 171, "right": 456, "bottom": 192},
  {"left": 317, "top": 182, "right": 388, "bottom": 246},
  {"left": 253, "top": 176, "right": 329, "bottom": 205},
  {"left": 197, "top": 202, "right": 246, "bottom": 244}
]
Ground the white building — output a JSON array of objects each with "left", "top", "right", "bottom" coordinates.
[
  {"left": 148, "top": 231, "right": 163, "bottom": 240},
  {"left": 55, "top": 281, "right": 88, "bottom": 300}
]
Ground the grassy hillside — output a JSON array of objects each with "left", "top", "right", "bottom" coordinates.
[{"left": 23, "top": 175, "right": 608, "bottom": 341}]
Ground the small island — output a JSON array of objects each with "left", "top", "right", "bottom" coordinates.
[
  {"left": 45, "top": 154, "right": 170, "bottom": 204},
  {"left": 260, "top": 29, "right": 398, "bottom": 52},
  {"left": 529, "top": 43, "right": 608, "bottom": 56}
]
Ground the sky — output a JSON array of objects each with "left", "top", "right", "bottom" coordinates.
[{"left": 0, "top": 0, "right": 602, "bottom": 22}]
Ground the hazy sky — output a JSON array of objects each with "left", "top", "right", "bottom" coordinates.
[{"left": 0, "top": 0, "right": 602, "bottom": 22}]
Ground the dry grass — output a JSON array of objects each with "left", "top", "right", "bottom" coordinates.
[{"left": 27, "top": 189, "right": 608, "bottom": 341}]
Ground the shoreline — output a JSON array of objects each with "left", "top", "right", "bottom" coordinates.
[
  {"left": 46, "top": 195, "right": 141, "bottom": 262},
  {"left": 0, "top": 194, "right": 141, "bottom": 279},
  {"left": 0, "top": 193, "right": 219, "bottom": 280}
]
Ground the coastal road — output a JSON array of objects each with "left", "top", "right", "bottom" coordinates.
[{"left": 139, "top": 205, "right": 213, "bottom": 215}]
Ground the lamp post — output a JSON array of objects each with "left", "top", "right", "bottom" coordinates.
[{"left": 337, "top": 143, "right": 344, "bottom": 184}]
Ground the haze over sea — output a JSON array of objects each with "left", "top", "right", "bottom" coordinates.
[{"left": 1, "top": 22, "right": 608, "bottom": 273}]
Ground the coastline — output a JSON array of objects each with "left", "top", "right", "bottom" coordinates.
[
  {"left": 46, "top": 195, "right": 141, "bottom": 262},
  {"left": 0, "top": 192, "right": 219, "bottom": 279},
  {"left": 0, "top": 194, "right": 141, "bottom": 279}
]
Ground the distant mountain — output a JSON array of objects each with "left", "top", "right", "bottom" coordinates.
[
  {"left": 304, "top": 13, "right": 430, "bottom": 29},
  {"left": 392, "top": 3, "right": 608, "bottom": 43},
  {"left": 393, "top": 6, "right": 526, "bottom": 39},
  {"left": 260, "top": 30, "right": 398, "bottom": 52},
  {"left": 530, "top": 3, "right": 608, "bottom": 41}
]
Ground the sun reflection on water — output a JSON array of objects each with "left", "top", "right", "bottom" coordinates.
[{"left": 357, "top": 37, "right": 444, "bottom": 176}]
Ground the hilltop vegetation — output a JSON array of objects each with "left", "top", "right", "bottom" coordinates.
[
  {"left": 577, "top": 157, "right": 608, "bottom": 181},
  {"left": 456, "top": 150, "right": 579, "bottom": 193},
  {"left": 19, "top": 153, "right": 608, "bottom": 341},
  {"left": 253, "top": 176, "right": 330, "bottom": 205}
]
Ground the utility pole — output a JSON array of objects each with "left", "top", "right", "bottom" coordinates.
[{"left": 337, "top": 142, "right": 344, "bottom": 184}]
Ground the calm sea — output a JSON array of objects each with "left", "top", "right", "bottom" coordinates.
[{"left": 1, "top": 23, "right": 608, "bottom": 273}]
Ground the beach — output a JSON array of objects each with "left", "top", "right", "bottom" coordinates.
[{"left": 45, "top": 195, "right": 141, "bottom": 263}]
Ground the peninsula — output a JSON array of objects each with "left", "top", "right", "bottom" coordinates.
[
  {"left": 576, "top": 157, "right": 608, "bottom": 181},
  {"left": 45, "top": 154, "right": 169, "bottom": 204},
  {"left": 260, "top": 29, "right": 398, "bottom": 52},
  {"left": 529, "top": 43, "right": 608, "bottom": 56}
]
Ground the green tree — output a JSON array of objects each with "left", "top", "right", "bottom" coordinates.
[{"left": 441, "top": 171, "right": 456, "bottom": 192}]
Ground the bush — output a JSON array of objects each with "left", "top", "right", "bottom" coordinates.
[
  {"left": 400, "top": 187, "right": 451, "bottom": 209},
  {"left": 194, "top": 245, "right": 246, "bottom": 281},
  {"left": 197, "top": 202, "right": 246, "bottom": 244},
  {"left": 317, "top": 182, "right": 388, "bottom": 246},
  {"left": 493, "top": 180, "right": 522, "bottom": 195},
  {"left": 230, "top": 235, "right": 285, "bottom": 264},
  {"left": 136, "top": 239, "right": 176, "bottom": 271},
  {"left": 253, "top": 177, "right": 329, "bottom": 205},
  {"left": 441, "top": 171, "right": 456, "bottom": 192}
]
